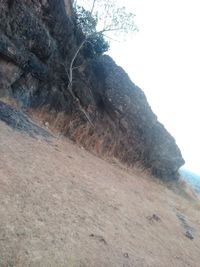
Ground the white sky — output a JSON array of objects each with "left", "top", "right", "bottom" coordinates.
[{"left": 109, "top": 0, "right": 200, "bottom": 174}]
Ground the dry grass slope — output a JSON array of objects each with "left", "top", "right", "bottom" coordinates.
[{"left": 0, "top": 119, "right": 200, "bottom": 267}]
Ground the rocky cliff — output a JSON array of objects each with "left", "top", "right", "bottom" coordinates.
[{"left": 0, "top": 0, "right": 184, "bottom": 179}]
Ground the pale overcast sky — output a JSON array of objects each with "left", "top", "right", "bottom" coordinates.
[{"left": 109, "top": 0, "right": 200, "bottom": 174}]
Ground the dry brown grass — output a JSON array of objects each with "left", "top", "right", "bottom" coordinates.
[
  {"left": 167, "top": 177, "right": 200, "bottom": 204},
  {"left": 29, "top": 108, "right": 111, "bottom": 157},
  {"left": 29, "top": 108, "right": 144, "bottom": 168},
  {"left": 0, "top": 120, "right": 200, "bottom": 267}
]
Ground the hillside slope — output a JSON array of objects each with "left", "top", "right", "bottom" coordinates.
[{"left": 0, "top": 120, "right": 199, "bottom": 267}]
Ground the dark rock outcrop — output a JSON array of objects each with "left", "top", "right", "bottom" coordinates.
[
  {"left": 0, "top": 0, "right": 184, "bottom": 179},
  {"left": 0, "top": 101, "right": 51, "bottom": 138}
]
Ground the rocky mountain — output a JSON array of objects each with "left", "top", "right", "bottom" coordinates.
[{"left": 0, "top": 0, "right": 184, "bottom": 179}]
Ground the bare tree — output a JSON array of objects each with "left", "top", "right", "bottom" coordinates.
[{"left": 66, "top": 0, "right": 137, "bottom": 124}]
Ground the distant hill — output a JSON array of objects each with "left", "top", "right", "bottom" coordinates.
[{"left": 180, "top": 169, "right": 200, "bottom": 194}]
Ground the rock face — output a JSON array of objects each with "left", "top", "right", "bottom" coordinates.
[
  {"left": 0, "top": 0, "right": 184, "bottom": 179},
  {"left": 0, "top": 100, "right": 51, "bottom": 138}
]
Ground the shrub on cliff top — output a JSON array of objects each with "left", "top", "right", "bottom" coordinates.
[
  {"left": 73, "top": 0, "right": 138, "bottom": 56},
  {"left": 75, "top": 5, "right": 109, "bottom": 56}
]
